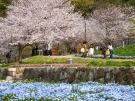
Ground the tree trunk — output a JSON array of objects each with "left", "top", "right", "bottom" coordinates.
[
  {"left": 18, "top": 43, "right": 22, "bottom": 63},
  {"left": 84, "top": 18, "right": 87, "bottom": 41}
]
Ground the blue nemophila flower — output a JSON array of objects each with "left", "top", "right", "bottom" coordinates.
[{"left": 0, "top": 81, "right": 135, "bottom": 101}]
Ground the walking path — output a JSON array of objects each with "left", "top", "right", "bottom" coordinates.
[
  {"left": 44, "top": 54, "right": 135, "bottom": 61},
  {"left": 45, "top": 54, "right": 135, "bottom": 61},
  {"left": 47, "top": 54, "right": 80, "bottom": 58}
]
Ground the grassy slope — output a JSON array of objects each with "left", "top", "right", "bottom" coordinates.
[
  {"left": 95, "top": 43, "right": 135, "bottom": 56},
  {"left": 113, "top": 44, "right": 135, "bottom": 56}
]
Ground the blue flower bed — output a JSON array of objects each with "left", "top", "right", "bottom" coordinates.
[
  {"left": 94, "top": 54, "right": 135, "bottom": 59},
  {"left": 0, "top": 81, "right": 135, "bottom": 101}
]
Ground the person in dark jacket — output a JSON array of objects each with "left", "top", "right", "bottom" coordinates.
[
  {"left": 6, "top": 50, "right": 12, "bottom": 63},
  {"left": 102, "top": 46, "right": 107, "bottom": 59}
]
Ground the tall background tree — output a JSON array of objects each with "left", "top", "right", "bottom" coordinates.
[
  {"left": 0, "top": 0, "right": 13, "bottom": 17},
  {"left": 69, "top": 0, "right": 94, "bottom": 41},
  {"left": 69, "top": 0, "right": 135, "bottom": 45}
]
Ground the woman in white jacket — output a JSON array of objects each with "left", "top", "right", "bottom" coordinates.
[{"left": 88, "top": 44, "right": 94, "bottom": 59}]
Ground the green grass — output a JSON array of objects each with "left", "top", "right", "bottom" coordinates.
[
  {"left": 113, "top": 44, "right": 135, "bottom": 56},
  {"left": 22, "top": 56, "right": 69, "bottom": 64},
  {"left": 88, "top": 60, "right": 135, "bottom": 67},
  {"left": 22, "top": 56, "right": 113, "bottom": 64},
  {"left": 0, "top": 63, "right": 10, "bottom": 67},
  {"left": 21, "top": 55, "right": 135, "bottom": 67},
  {"left": 95, "top": 43, "right": 135, "bottom": 56}
]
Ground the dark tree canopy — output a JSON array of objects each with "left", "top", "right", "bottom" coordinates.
[
  {"left": 69, "top": 0, "right": 94, "bottom": 18},
  {"left": 69, "top": 0, "right": 135, "bottom": 18},
  {"left": 0, "top": 0, "right": 12, "bottom": 17}
]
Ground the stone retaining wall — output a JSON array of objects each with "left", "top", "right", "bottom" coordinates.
[{"left": 0, "top": 67, "right": 135, "bottom": 85}]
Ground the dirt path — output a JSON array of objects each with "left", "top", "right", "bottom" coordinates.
[
  {"left": 45, "top": 54, "right": 135, "bottom": 61},
  {"left": 47, "top": 54, "right": 80, "bottom": 58}
]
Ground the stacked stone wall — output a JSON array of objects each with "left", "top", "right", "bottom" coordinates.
[{"left": 1, "top": 67, "right": 135, "bottom": 85}]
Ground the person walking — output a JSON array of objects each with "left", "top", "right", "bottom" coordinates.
[
  {"left": 88, "top": 44, "right": 94, "bottom": 59},
  {"left": 82, "top": 41, "right": 88, "bottom": 58},
  {"left": 6, "top": 50, "right": 12, "bottom": 63},
  {"left": 47, "top": 41, "right": 52, "bottom": 56},
  {"left": 108, "top": 43, "right": 113, "bottom": 59}
]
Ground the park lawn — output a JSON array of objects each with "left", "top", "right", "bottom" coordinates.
[
  {"left": 21, "top": 55, "right": 119, "bottom": 64},
  {"left": 20, "top": 55, "right": 135, "bottom": 67}
]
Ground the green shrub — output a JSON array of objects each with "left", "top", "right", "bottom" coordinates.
[
  {"left": 0, "top": 76, "right": 4, "bottom": 80},
  {"left": 22, "top": 46, "right": 33, "bottom": 58},
  {"left": 0, "top": 3, "right": 6, "bottom": 10},
  {"left": 0, "top": 3, "right": 7, "bottom": 17},
  {"left": 0, "top": 63, "right": 10, "bottom": 67},
  {"left": 1, "top": 0, "right": 12, "bottom": 5}
]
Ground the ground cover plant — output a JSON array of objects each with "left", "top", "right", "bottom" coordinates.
[
  {"left": 0, "top": 81, "right": 135, "bottom": 101},
  {"left": 17, "top": 56, "right": 135, "bottom": 67}
]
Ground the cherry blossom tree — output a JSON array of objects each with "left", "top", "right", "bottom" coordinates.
[
  {"left": 0, "top": 0, "right": 84, "bottom": 62},
  {"left": 1, "top": 0, "right": 135, "bottom": 62},
  {"left": 85, "top": 6, "right": 135, "bottom": 45}
]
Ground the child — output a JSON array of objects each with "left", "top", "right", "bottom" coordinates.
[
  {"left": 88, "top": 44, "right": 94, "bottom": 59},
  {"left": 105, "top": 48, "right": 110, "bottom": 60}
]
